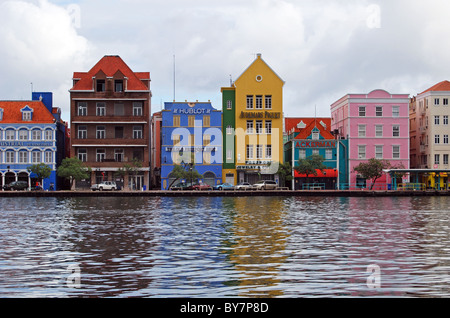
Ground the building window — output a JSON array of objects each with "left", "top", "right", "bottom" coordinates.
[
  {"left": 78, "top": 126, "right": 87, "bottom": 139},
  {"left": 265, "top": 96, "right": 272, "bottom": 109},
  {"left": 376, "top": 106, "right": 383, "bottom": 117},
  {"left": 23, "top": 111, "right": 32, "bottom": 121},
  {"left": 188, "top": 116, "right": 195, "bottom": 127},
  {"left": 227, "top": 150, "right": 233, "bottom": 160},
  {"left": 19, "top": 151, "right": 28, "bottom": 164},
  {"left": 133, "top": 102, "right": 143, "bottom": 116},
  {"left": 45, "top": 151, "right": 52, "bottom": 163},
  {"left": 203, "top": 151, "right": 211, "bottom": 164},
  {"left": 393, "top": 125, "right": 400, "bottom": 137},
  {"left": 393, "top": 146, "right": 400, "bottom": 159},
  {"left": 189, "top": 134, "right": 195, "bottom": 146},
  {"left": 358, "top": 145, "right": 366, "bottom": 159},
  {"left": 246, "top": 120, "right": 254, "bottom": 134},
  {"left": 435, "top": 134, "right": 440, "bottom": 144},
  {"left": 78, "top": 148, "right": 87, "bottom": 162},
  {"left": 32, "top": 130, "right": 41, "bottom": 140},
  {"left": 445, "top": 135, "right": 449, "bottom": 144},
  {"left": 375, "top": 146, "right": 383, "bottom": 159},
  {"left": 256, "top": 145, "right": 263, "bottom": 159},
  {"left": 172, "top": 134, "right": 180, "bottom": 146},
  {"left": 359, "top": 106, "right": 366, "bottom": 117},
  {"left": 255, "top": 95, "right": 263, "bottom": 109},
  {"left": 444, "top": 98, "right": 449, "bottom": 106},
  {"left": 265, "top": 120, "right": 272, "bottom": 134},
  {"left": 325, "top": 149, "right": 332, "bottom": 160},
  {"left": 5, "top": 151, "right": 14, "bottom": 163},
  {"left": 246, "top": 95, "right": 253, "bottom": 109},
  {"left": 444, "top": 116, "right": 449, "bottom": 125},
  {"left": 203, "top": 134, "right": 211, "bottom": 146},
  {"left": 115, "top": 126, "right": 124, "bottom": 139},
  {"left": 226, "top": 125, "right": 233, "bottom": 134},
  {"left": 444, "top": 154, "right": 449, "bottom": 165},
  {"left": 246, "top": 145, "right": 254, "bottom": 159},
  {"left": 45, "top": 130, "right": 53, "bottom": 140},
  {"left": 115, "top": 80, "right": 123, "bottom": 92},
  {"left": 5, "top": 130, "right": 14, "bottom": 140},
  {"left": 227, "top": 100, "right": 232, "bottom": 110},
  {"left": 256, "top": 120, "right": 263, "bottom": 134},
  {"left": 173, "top": 115, "right": 180, "bottom": 127},
  {"left": 435, "top": 154, "right": 440, "bottom": 165},
  {"left": 133, "top": 125, "right": 143, "bottom": 139},
  {"left": 96, "top": 102, "right": 106, "bottom": 116},
  {"left": 312, "top": 149, "right": 319, "bottom": 155},
  {"left": 114, "top": 103, "right": 124, "bottom": 116},
  {"left": 312, "top": 130, "right": 319, "bottom": 140},
  {"left": 96, "top": 149, "right": 106, "bottom": 162},
  {"left": 32, "top": 151, "right": 41, "bottom": 163},
  {"left": 96, "top": 80, "right": 105, "bottom": 92},
  {"left": 435, "top": 115, "right": 440, "bottom": 125},
  {"left": 375, "top": 125, "right": 383, "bottom": 137},
  {"left": 435, "top": 98, "right": 440, "bottom": 106},
  {"left": 203, "top": 116, "right": 210, "bottom": 127},
  {"left": 115, "top": 149, "right": 124, "bottom": 162},
  {"left": 96, "top": 126, "right": 106, "bottom": 139},
  {"left": 392, "top": 106, "right": 400, "bottom": 117},
  {"left": 19, "top": 129, "right": 28, "bottom": 140},
  {"left": 78, "top": 102, "right": 87, "bottom": 116},
  {"left": 266, "top": 145, "right": 272, "bottom": 159},
  {"left": 358, "top": 125, "right": 366, "bottom": 137},
  {"left": 299, "top": 149, "right": 306, "bottom": 159}
]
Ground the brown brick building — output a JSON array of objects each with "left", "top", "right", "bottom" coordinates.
[{"left": 69, "top": 55, "right": 152, "bottom": 190}]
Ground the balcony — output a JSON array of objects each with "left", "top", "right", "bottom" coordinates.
[
  {"left": 72, "top": 138, "right": 148, "bottom": 147},
  {"left": 419, "top": 126, "right": 427, "bottom": 134},
  {"left": 72, "top": 115, "right": 148, "bottom": 124}
]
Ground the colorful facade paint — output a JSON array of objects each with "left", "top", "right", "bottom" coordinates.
[
  {"left": 0, "top": 92, "right": 67, "bottom": 190},
  {"left": 221, "top": 53, "right": 284, "bottom": 185},
  {"left": 160, "top": 101, "right": 222, "bottom": 190},
  {"left": 284, "top": 117, "right": 348, "bottom": 189},
  {"left": 151, "top": 111, "right": 162, "bottom": 189},
  {"left": 331, "top": 89, "right": 410, "bottom": 189}
]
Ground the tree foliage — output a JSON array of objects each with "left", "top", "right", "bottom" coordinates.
[
  {"left": 353, "top": 158, "right": 391, "bottom": 189},
  {"left": 168, "top": 163, "right": 203, "bottom": 189},
  {"left": 27, "top": 163, "right": 52, "bottom": 184},
  {"left": 57, "top": 157, "right": 91, "bottom": 190},
  {"left": 276, "top": 161, "right": 293, "bottom": 188},
  {"left": 294, "top": 154, "right": 327, "bottom": 178}
]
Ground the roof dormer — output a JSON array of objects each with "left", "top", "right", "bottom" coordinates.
[{"left": 21, "top": 105, "right": 34, "bottom": 121}]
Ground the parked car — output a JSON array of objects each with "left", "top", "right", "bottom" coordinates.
[
  {"left": 170, "top": 182, "right": 193, "bottom": 191},
  {"left": 91, "top": 181, "right": 117, "bottom": 191},
  {"left": 3, "top": 181, "right": 29, "bottom": 191},
  {"left": 252, "top": 180, "right": 278, "bottom": 190},
  {"left": 235, "top": 182, "right": 252, "bottom": 190},
  {"left": 191, "top": 183, "right": 213, "bottom": 191},
  {"left": 213, "top": 183, "right": 234, "bottom": 191}
]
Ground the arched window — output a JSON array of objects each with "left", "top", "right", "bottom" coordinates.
[{"left": 32, "top": 129, "right": 42, "bottom": 140}]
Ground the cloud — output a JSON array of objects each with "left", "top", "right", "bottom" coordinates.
[{"left": 0, "top": 0, "right": 90, "bottom": 120}]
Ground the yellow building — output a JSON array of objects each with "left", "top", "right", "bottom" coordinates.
[{"left": 222, "top": 53, "right": 285, "bottom": 185}]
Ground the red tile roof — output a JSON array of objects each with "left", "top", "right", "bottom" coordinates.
[
  {"left": 285, "top": 117, "right": 334, "bottom": 140},
  {"left": 420, "top": 80, "right": 450, "bottom": 94},
  {"left": 70, "top": 55, "right": 150, "bottom": 91},
  {"left": 0, "top": 101, "right": 55, "bottom": 124}
]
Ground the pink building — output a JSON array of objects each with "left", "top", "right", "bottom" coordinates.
[{"left": 330, "top": 89, "right": 410, "bottom": 189}]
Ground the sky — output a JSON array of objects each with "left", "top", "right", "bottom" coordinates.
[{"left": 1, "top": 0, "right": 450, "bottom": 124}]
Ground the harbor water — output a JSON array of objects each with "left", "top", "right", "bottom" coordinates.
[{"left": 1, "top": 195, "right": 450, "bottom": 297}]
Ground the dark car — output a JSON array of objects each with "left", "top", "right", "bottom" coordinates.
[
  {"left": 170, "top": 182, "right": 193, "bottom": 191},
  {"left": 3, "top": 181, "right": 29, "bottom": 191}
]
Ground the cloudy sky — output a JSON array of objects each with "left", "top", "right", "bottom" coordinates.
[{"left": 1, "top": 0, "right": 450, "bottom": 123}]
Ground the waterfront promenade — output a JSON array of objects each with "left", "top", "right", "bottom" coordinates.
[{"left": 1, "top": 189, "right": 450, "bottom": 198}]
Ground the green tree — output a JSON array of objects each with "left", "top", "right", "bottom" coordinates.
[
  {"left": 57, "top": 157, "right": 91, "bottom": 190},
  {"left": 294, "top": 154, "right": 327, "bottom": 187},
  {"left": 27, "top": 163, "right": 52, "bottom": 188},
  {"left": 167, "top": 162, "right": 203, "bottom": 190},
  {"left": 276, "top": 161, "right": 293, "bottom": 188},
  {"left": 353, "top": 158, "right": 391, "bottom": 190}
]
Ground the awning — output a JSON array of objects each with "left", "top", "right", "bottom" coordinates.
[{"left": 295, "top": 169, "right": 338, "bottom": 178}]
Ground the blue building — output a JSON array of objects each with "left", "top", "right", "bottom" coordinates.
[
  {"left": 161, "top": 101, "right": 222, "bottom": 190},
  {"left": 0, "top": 92, "right": 68, "bottom": 190},
  {"left": 284, "top": 117, "right": 349, "bottom": 190}
]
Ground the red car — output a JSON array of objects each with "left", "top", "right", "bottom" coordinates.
[{"left": 190, "top": 183, "right": 212, "bottom": 191}]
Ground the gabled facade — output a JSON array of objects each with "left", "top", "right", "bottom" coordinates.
[
  {"left": 222, "top": 53, "right": 284, "bottom": 185},
  {"left": 331, "top": 89, "right": 410, "bottom": 189},
  {"left": 0, "top": 92, "right": 66, "bottom": 190},
  {"left": 69, "top": 55, "right": 152, "bottom": 190},
  {"left": 284, "top": 117, "right": 348, "bottom": 189}
]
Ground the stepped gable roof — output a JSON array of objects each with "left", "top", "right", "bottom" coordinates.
[
  {"left": 285, "top": 117, "right": 333, "bottom": 140},
  {"left": 0, "top": 101, "right": 55, "bottom": 124},
  {"left": 420, "top": 80, "right": 450, "bottom": 94},
  {"left": 71, "top": 55, "right": 150, "bottom": 91}
]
